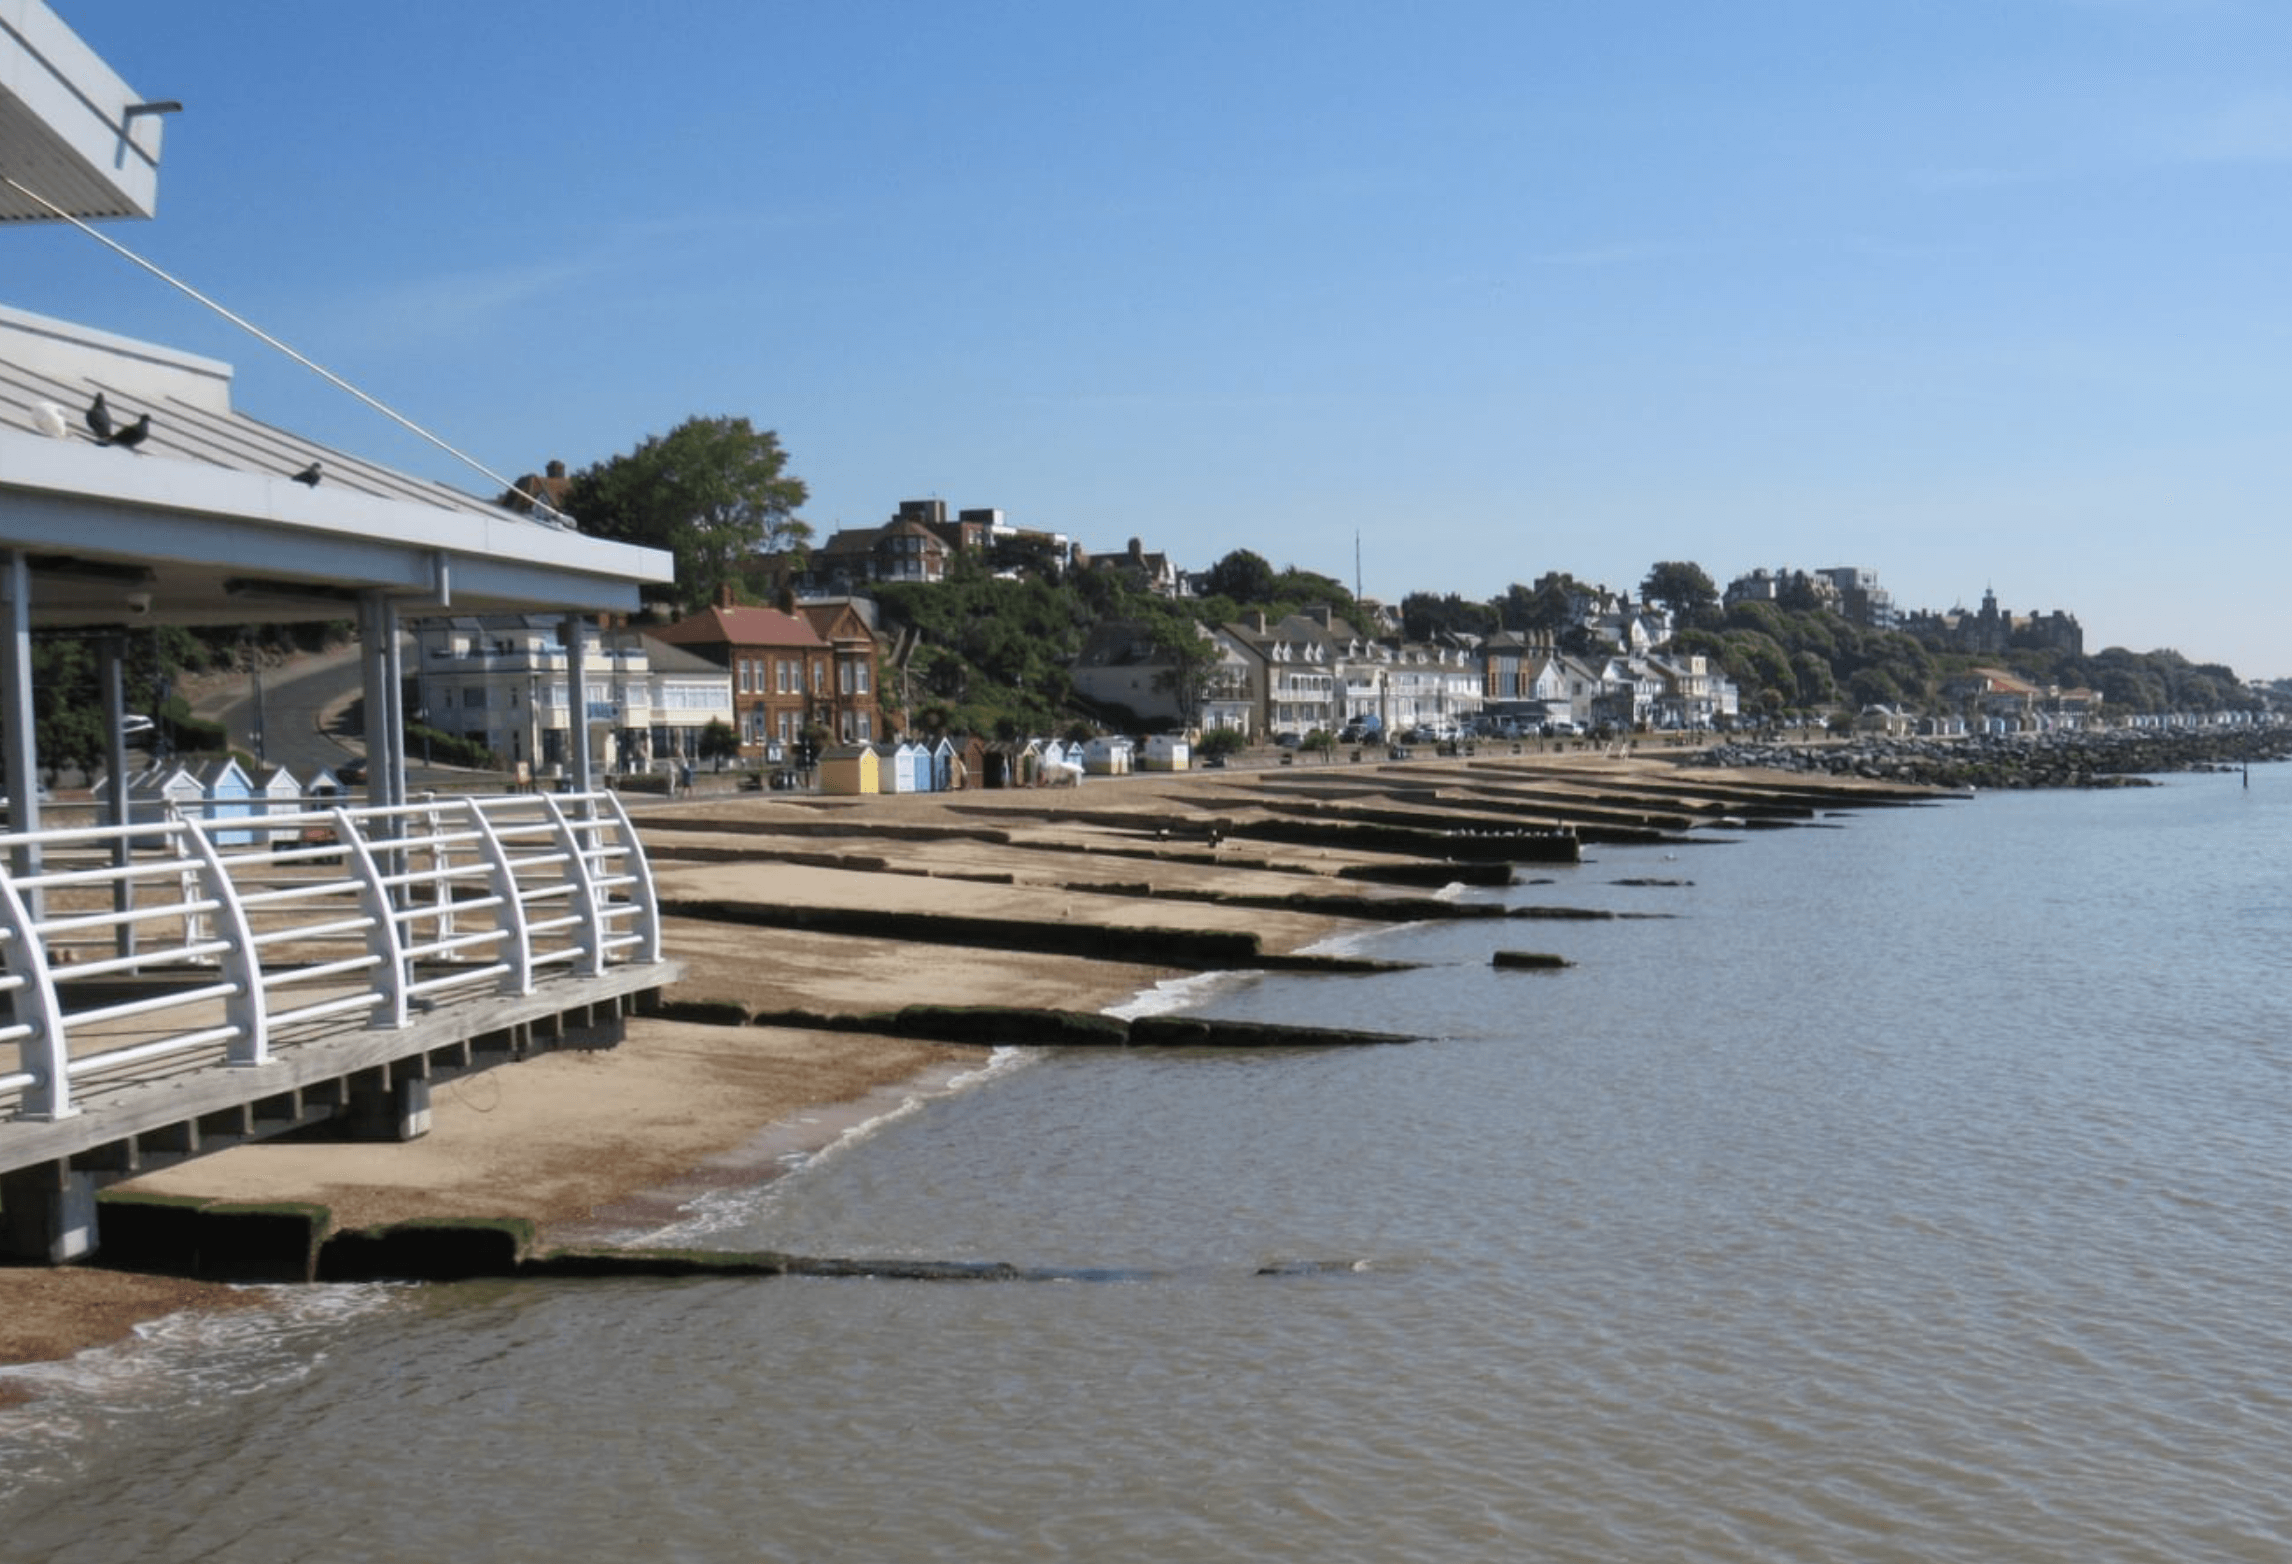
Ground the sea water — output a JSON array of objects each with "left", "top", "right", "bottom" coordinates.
[{"left": 4, "top": 770, "right": 2290, "bottom": 1562}]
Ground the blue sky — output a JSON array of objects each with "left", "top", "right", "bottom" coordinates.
[{"left": 12, "top": 1, "right": 2289, "bottom": 678}]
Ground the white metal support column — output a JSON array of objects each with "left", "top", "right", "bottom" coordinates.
[
  {"left": 381, "top": 603, "right": 408, "bottom": 811},
  {"left": 358, "top": 593, "right": 392, "bottom": 804},
  {"left": 564, "top": 612, "right": 593, "bottom": 795},
  {"left": 100, "top": 633, "right": 135, "bottom": 958},
  {"left": 0, "top": 552, "right": 42, "bottom": 908}
]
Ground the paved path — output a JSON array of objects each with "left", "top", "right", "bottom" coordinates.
[
  {"left": 190, "top": 640, "right": 486, "bottom": 788},
  {"left": 189, "top": 641, "right": 365, "bottom": 776}
]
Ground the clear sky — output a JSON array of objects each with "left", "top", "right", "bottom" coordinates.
[{"left": 12, "top": 1, "right": 2288, "bottom": 678}]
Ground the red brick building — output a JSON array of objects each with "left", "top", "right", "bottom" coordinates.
[{"left": 652, "top": 599, "right": 882, "bottom": 758}]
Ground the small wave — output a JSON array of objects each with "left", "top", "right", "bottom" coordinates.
[
  {"left": 1103, "top": 971, "right": 1250, "bottom": 1021},
  {"left": 637, "top": 1050, "right": 1048, "bottom": 1247},
  {"left": 0, "top": 1283, "right": 406, "bottom": 1505},
  {"left": 1300, "top": 922, "right": 1427, "bottom": 958}
]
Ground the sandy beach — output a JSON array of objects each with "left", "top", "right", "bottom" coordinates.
[{"left": 2, "top": 746, "right": 1908, "bottom": 1392}]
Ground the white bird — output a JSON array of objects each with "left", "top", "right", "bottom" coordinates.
[{"left": 31, "top": 401, "right": 68, "bottom": 439}]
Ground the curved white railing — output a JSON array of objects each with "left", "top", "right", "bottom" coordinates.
[{"left": 0, "top": 790, "right": 661, "bottom": 1123}]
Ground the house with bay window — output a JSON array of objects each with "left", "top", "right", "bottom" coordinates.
[{"left": 407, "top": 615, "right": 731, "bottom": 777}]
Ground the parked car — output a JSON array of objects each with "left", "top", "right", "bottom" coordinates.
[
  {"left": 1273, "top": 731, "right": 1303, "bottom": 748},
  {"left": 336, "top": 756, "right": 369, "bottom": 785}
]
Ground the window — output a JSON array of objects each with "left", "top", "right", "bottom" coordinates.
[{"left": 856, "top": 662, "right": 870, "bottom": 694}]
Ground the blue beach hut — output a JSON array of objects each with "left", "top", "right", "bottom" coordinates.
[{"left": 190, "top": 757, "right": 257, "bottom": 845}]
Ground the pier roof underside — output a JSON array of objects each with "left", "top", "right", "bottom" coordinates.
[{"left": 2, "top": 309, "right": 668, "bottom": 626}]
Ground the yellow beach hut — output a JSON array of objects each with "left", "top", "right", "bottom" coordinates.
[{"left": 818, "top": 742, "right": 881, "bottom": 796}]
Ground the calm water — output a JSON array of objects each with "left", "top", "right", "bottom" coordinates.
[{"left": 5, "top": 770, "right": 2290, "bottom": 1562}]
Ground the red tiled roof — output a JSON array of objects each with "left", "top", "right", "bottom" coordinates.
[{"left": 651, "top": 604, "right": 826, "bottom": 650}]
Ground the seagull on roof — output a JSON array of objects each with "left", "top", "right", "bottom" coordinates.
[
  {"left": 292, "top": 460, "right": 323, "bottom": 487},
  {"left": 106, "top": 413, "right": 151, "bottom": 450},
  {"left": 85, "top": 392, "right": 112, "bottom": 442},
  {"left": 32, "top": 401, "right": 69, "bottom": 439}
]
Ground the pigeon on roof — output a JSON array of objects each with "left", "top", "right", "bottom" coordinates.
[
  {"left": 85, "top": 391, "right": 112, "bottom": 442},
  {"left": 32, "top": 401, "right": 68, "bottom": 439},
  {"left": 106, "top": 412, "right": 151, "bottom": 450},
  {"left": 293, "top": 460, "right": 322, "bottom": 486}
]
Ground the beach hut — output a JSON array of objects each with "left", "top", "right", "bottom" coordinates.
[
  {"left": 929, "top": 736, "right": 958, "bottom": 791},
  {"left": 302, "top": 764, "right": 344, "bottom": 801},
  {"left": 249, "top": 763, "right": 304, "bottom": 847},
  {"left": 951, "top": 734, "right": 984, "bottom": 791},
  {"left": 981, "top": 740, "right": 1028, "bottom": 789},
  {"left": 1037, "top": 739, "right": 1084, "bottom": 787},
  {"left": 1082, "top": 736, "right": 1134, "bottom": 776},
  {"left": 1141, "top": 734, "right": 1190, "bottom": 772},
  {"left": 98, "top": 760, "right": 204, "bottom": 828},
  {"left": 188, "top": 758, "right": 257, "bottom": 845},
  {"left": 818, "top": 742, "right": 880, "bottom": 796},
  {"left": 883, "top": 740, "right": 927, "bottom": 794}
]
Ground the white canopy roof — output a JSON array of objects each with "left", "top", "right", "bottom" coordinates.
[{"left": 1, "top": 304, "right": 672, "bottom": 625}]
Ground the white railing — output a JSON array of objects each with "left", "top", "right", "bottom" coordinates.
[{"left": 0, "top": 790, "right": 661, "bottom": 1123}]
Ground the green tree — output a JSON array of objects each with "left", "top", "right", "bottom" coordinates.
[
  {"left": 697, "top": 719, "right": 741, "bottom": 768},
  {"left": 1791, "top": 650, "right": 1838, "bottom": 708},
  {"left": 1402, "top": 591, "right": 1498, "bottom": 641},
  {"left": 1776, "top": 572, "right": 1829, "bottom": 614},
  {"left": 1145, "top": 616, "right": 1223, "bottom": 728},
  {"left": 1640, "top": 561, "right": 1719, "bottom": 624},
  {"left": 568, "top": 416, "right": 811, "bottom": 614},
  {"left": 1196, "top": 727, "right": 1246, "bottom": 761},
  {"left": 1203, "top": 549, "right": 1277, "bottom": 604},
  {"left": 1849, "top": 666, "right": 1906, "bottom": 709},
  {"left": 1483, "top": 582, "right": 1525, "bottom": 632}
]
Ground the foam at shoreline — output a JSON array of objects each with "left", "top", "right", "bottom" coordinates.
[
  {"left": 1102, "top": 970, "right": 1257, "bottom": 1021},
  {"left": 0, "top": 1284, "right": 405, "bottom": 1505}
]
